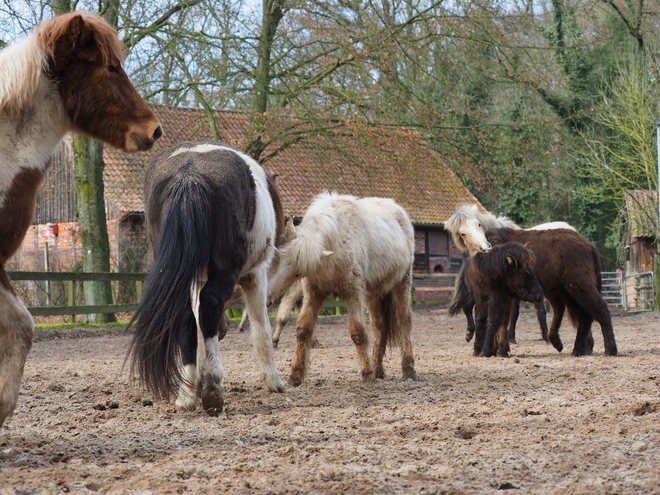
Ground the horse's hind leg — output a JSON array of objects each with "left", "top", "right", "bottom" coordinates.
[
  {"left": 241, "top": 268, "right": 285, "bottom": 393},
  {"left": 390, "top": 279, "right": 417, "bottom": 381},
  {"left": 573, "top": 290, "right": 617, "bottom": 357},
  {"left": 174, "top": 307, "right": 200, "bottom": 412},
  {"left": 345, "top": 294, "right": 374, "bottom": 382},
  {"left": 546, "top": 297, "right": 565, "bottom": 352},
  {"left": 289, "top": 283, "right": 326, "bottom": 387},
  {"left": 367, "top": 297, "right": 388, "bottom": 379},
  {"left": 0, "top": 285, "right": 34, "bottom": 428},
  {"left": 194, "top": 270, "right": 237, "bottom": 415}
]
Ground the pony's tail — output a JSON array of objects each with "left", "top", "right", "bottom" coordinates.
[
  {"left": 126, "top": 174, "right": 214, "bottom": 400},
  {"left": 447, "top": 263, "right": 469, "bottom": 317}
]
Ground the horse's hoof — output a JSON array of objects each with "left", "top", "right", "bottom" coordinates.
[
  {"left": 287, "top": 374, "right": 303, "bottom": 388},
  {"left": 403, "top": 368, "right": 418, "bottom": 382},
  {"left": 509, "top": 338, "right": 517, "bottom": 345},
  {"left": 361, "top": 371, "right": 376, "bottom": 383},
  {"left": 175, "top": 396, "right": 198, "bottom": 413},
  {"left": 272, "top": 339, "right": 279, "bottom": 349},
  {"left": 550, "top": 339, "right": 563, "bottom": 353},
  {"left": 571, "top": 346, "right": 587, "bottom": 357},
  {"left": 374, "top": 367, "right": 385, "bottom": 380},
  {"left": 605, "top": 345, "right": 618, "bottom": 356},
  {"left": 465, "top": 331, "right": 474, "bottom": 342},
  {"left": 201, "top": 388, "right": 224, "bottom": 416}
]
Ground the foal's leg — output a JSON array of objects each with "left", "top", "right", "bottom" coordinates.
[
  {"left": 236, "top": 310, "right": 249, "bottom": 333},
  {"left": 0, "top": 285, "right": 34, "bottom": 428},
  {"left": 473, "top": 301, "right": 488, "bottom": 356},
  {"left": 507, "top": 299, "right": 520, "bottom": 345},
  {"left": 464, "top": 300, "right": 476, "bottom": 342},
  {"left": 241, "top": 268, "right": 285, "bottom": 393},
  {"left": 289, "top": 284, "right": 326, "bottom": 387},
  {"left": 536, "top": 300, "right": 549, "bottom": 342},
  {"left": 272, "top": 283, "right": 303, "bottom": 348}
]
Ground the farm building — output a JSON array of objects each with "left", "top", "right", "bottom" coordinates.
[
  {"left": 13, "top": 105, "right": 484, "bottom": 301},
  {"left": 625, "top": 190, "right": 658, "bottom": 275}
]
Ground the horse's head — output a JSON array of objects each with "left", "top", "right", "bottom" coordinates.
[
  {"left": 500, "top": 242, "right": 543, "bottom": 304},
  {"left": 38, "top": 12, "right": 162, "bottom": 152},
  {"left": 445, "top": 205, "right": 492, "bottom": 255},
  {"left": 267, "top": 218, "right": 334, "bottom": 304},
  {"left": 267, "top": 219, "right": 300, "bottom": 304}
]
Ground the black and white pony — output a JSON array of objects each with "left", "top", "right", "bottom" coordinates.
[{"left": 127, "top": 142, "right": 285, "bottom": 415}]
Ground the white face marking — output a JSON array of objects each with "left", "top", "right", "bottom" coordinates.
[{"left": 460, "top": 217, "right": 492, "bottom": 255}]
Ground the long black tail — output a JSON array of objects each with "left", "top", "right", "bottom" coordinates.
[
  {"left": 126, "top": 174, "right": 214, "bottom": 400},
  {"left": 447, "top": 263, "right": 470, "bottom": 317}
]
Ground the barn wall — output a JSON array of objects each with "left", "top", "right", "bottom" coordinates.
[
  {"left": 625, "top": 237, "right": 658, "bottom": 275},
  {"left": 413, "top": 227, "right": 464, "bottom": 274}
]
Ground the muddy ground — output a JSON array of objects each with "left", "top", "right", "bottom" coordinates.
[{"left": 1, "top": 307, "right": 659, "bottom": 494}]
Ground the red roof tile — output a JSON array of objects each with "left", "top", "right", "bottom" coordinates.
[{"left": 103, "top": 105, "right": 483, "bottom": 225}]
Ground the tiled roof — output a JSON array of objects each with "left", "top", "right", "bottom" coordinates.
[
  {"left": 626, "top": 190, "right": 659, "bottom": 238},
  {"left": 103, "top": 105, "right": 483, "bottom": 225}
]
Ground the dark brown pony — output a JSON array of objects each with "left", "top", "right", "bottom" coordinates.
[
  {"left": 485, "top": 228, "right": 618, "bottom": 357},
  {"left": 464, "top": 242, "right": 544, "bottom": 357},
  {"left": 0, "top": 12, "right": 162, "bottom": 428}
]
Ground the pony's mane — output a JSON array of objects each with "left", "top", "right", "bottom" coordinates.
[
  {"left": 474, "top": 241, "right": 535, "bottom": 280},
  {"left": 445, "top": 204, "right": 520, "bottom": 234},
  {"left": 287, "top": 192, "right": 342, "bottom": 273},
  {"left": 0, "top": 32, "right": 44, "bottom": 113},
  {"left": 0, "top": 12, "right": 124, "bottom": 115},
  {"left": 38, "top": 12, "right": 125, "bottom": 65}
]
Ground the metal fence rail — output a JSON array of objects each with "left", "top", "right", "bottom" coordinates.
[
  {"left": 623, "top": 271, "right": 656, "bottom": 313},
  {"left": 601, "top": 271, "right": 623, "bottom": 308}
]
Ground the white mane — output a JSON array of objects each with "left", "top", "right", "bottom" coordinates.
[
  {"left": 0, "top": 33, "right": 45, "bottom": 114},
  {"left": 287, "top": 192, "right": 342, "bottom": 274}
]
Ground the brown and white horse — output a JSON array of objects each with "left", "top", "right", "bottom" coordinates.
[{"left": 0, "top": 12, "right": 162, "bottom": 428}]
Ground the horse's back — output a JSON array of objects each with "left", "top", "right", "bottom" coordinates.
[{"left": 487, "top": 227, "right": 600, "bottom": 289}]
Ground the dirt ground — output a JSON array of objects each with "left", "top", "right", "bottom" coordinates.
[{"left": 1, "top": 307, "right": 659, "bottom": 495}]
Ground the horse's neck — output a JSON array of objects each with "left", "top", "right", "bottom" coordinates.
[{"left": 0, "top": 75, "right": 68, "bottom": 204}]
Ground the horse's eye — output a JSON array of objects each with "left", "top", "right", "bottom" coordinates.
[
  {"left": 108, "top": 65, "right": 119, "bottom": 73},
  {"left": 461, "top": 233, "right": 465, "bottom": 236}
]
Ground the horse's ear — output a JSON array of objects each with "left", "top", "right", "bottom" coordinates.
[
  {"left": 271, "top": 174, "right": 280, "bottom": 185},
  {"left": 506, "top": 254, "right": 517, "bottom": 267},
  {"left": 65, "top": 14, "right": 86, "bottom": 50},
  {"left": 321, "top": 250, "right": 334, "bottom": 258},
  {"left": 523, "top": 241, "right": 531, "bottom": 249},
  {"left": 284, "top": 217, "right": 296, "bottom": 242}
]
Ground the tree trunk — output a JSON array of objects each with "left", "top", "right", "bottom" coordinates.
[
  {"left": 245, "top": 0, "right": 285, "bottom": 161},
  {"left": 73, "top": 136, "right": 116, "bottom": 324}
]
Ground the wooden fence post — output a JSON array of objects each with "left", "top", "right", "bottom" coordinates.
[{"left": 67, "top": 279, "right": 75, "bottom": 323}]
